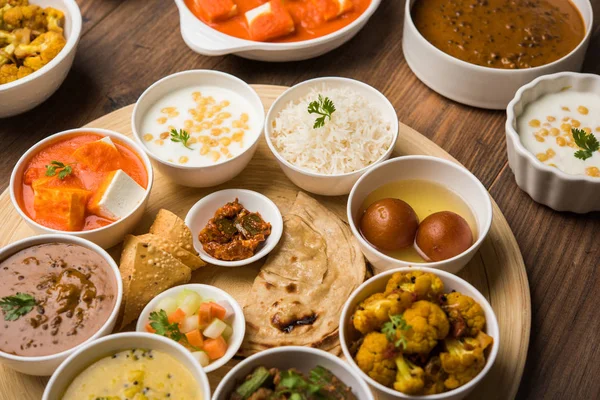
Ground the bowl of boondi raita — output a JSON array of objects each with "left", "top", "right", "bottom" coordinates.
[{"left": 265, "top": 77, "right": 399, "bottom": 196}]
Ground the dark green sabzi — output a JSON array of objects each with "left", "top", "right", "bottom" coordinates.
[
  {"left": 0, "top": 293, "right": 36, "bottom": 321},
  {"left": 230, "top": 365, "right": 357, "bottom": 400}
]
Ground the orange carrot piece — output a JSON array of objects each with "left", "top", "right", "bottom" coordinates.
[
  {"left": 198, "top": 303, "right": 212, "bottom": 328},
  {"left": 185, "top": 329, "right": 204, "bottom": 348},
  {"left": 208, "top": 302, "right": 227, "bottom": 320},
  {"left": 203, "top": 336, "right": 228, "bottom": 360},
  {"left": 145, "top": 322, "right": 156, "bottom": 333},
  {"left": 168, "top": 308, "right": 186, "bottom": 324}
]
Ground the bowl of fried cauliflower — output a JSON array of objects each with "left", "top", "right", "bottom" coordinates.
[
  {"left": 340, "top": 268, "right": 499, "bottom": 400},
  {"left": 0, "top": 0, "right": 81, "bottom": 117}
]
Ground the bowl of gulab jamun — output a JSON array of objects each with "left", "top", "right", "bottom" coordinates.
[{"left": 347, "top": 156, "right": 493, "bottom": 274}]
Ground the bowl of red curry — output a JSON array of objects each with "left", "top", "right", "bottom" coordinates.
[
  {"left": 174, "top": 0, "right": 382, "bottom": 61},
  {"left": 0, "top": 234, "right": 122, "bottom": 376}
]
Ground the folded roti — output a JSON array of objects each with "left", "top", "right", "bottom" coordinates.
[{"left": 241, "top": 192, "right": 366, "bottom": 355}]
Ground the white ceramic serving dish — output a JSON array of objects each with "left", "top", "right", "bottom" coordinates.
[
  {"left": 213, "top": 346, "right": 375, "bottom": 399},
  {"left": 0, "top": 0, "right": 82, "bottom": 118},
  {"left": 185, "top": 189, "right": 283, "bottom": 267},
  {"left": 347, "top": 156, "right": 492, "bottom": 274},
  {"left": 402, "top": 0, "right": 593, "bottom": 110},
  {"left": 174, "top": 0, "right": 382, "bottom": 62},
  {"left": 340, "top": 266, "right": 500, "bottom": 400},
  {"left": 43, "top": 332, "right": 211, "bottom": 399},
  {"left": 136, "top": 283, "right": 245, "bottom": 373},
  {"left": 265, "top": 77, "right": 399, "bottom": 196},
  {"left": 132, "top": 70, "right": 265, "bottom": 187},
  {"left": 9, "top": 128, "right": 154, "bottom": 249},
  {"left": 0, "top": 234, "right": 123, "bottom": 376},
  {"left": 506, "top": 72, "right": 600, "bottom": 213}
]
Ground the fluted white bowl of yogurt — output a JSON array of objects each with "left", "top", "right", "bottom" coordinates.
[
  {"left": 132, "top": 70, "right": 265, "bottom": 187},
  {"left": 506, "top": 72, "right": 600, "bottom": 213}
]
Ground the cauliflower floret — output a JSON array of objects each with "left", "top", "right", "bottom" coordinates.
[
  {"left": 2, "top": 4, "right": 44, "bottom": 31},
  {"left": 15, "top": 30, "right": 65, "bottom": 70},
  {"left": 441, "top": 291, "right": 486, "bottom": 338},
  {"left": 0, "top": 62, "right": 17, "bottom": 83},
  {"left": 353, "top": 291, "right": 414, "bottom": 334},
  {"left": 385, "top": 271, "right": 444, "bottom": 301},
  {"left": 400, "top": 300, "right": 449, "bottom": 354},
  {"left": 45, "top": 7, "right": 63, "bottom": 33},
  {"left": 355, "top": 332, "right": 397, "bottom": 387},
  {"left": 440, "top": 331, "right": 494, "bottom": 390},
  {"left": 423, "top": 355, "right": 447, "bottom": 394},
  {"left": 393, "top": 353, "right": 425, "bottom": 394}
]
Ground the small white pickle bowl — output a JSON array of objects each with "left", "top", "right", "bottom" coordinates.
[
  {"left": 340, "top": 266, "right": 500, "bottom": 400},
  {"left": 0, "top": 234, "right": 123, "bottom": 376},
  {"left": 506, "top": 72, "right": 600, "bottom": 213},
  {"left": 213, "top": 346, "right": 375, "bottom": 400},
  {"left": 43, "top": 332, "right": 211, "bottom": 400},
  {"left": 265, "top": 77, "right": 399, "bottom": 196},
  {"left": 173, "top": 0, "right": 382, "bottom": 62},
  {"left": 185, "top": 189, "right": 283, "bottom": 267},
  {"left": 136, "top": 283, "right": 245, "bottom": 374},
  {"left": 9, "top": 127, "right": 154, "bottom": 249},
  {"left": 132, "top": 70, "right": 265, "bottom": 188},
  {"left": 347, "top": 156, "right": 492, "bottom": 274}
]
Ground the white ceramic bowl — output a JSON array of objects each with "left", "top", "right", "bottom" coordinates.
[
  {"left": 340, "top": 266, "right": 500, "bottom": 400},
  {"left": 0, "top": 0, "right": 82, "bottom": 118},
  {"left": 132, "top": 70, "right": 265, "bottom": 187},
  {"left": 135, "top": 283, "right": 245, "bottom": 373},
  {"left": 185, "top": 189, "right": 283, "bottom": 267},
  {"left": 402, "top": 0, "right": 593, "bottom": 110},
  {"left": 213, "top": 346, "right": 375, "bottom": 399},
  {"left": 506, "top": 72, "right": 600, "bottom": 213},
  {"left": 347, "top": 156, "right": 492, "bottom": 274},
  {"left": 174, "top": 0, "right": 382, "bottom": 62},
  {"left": 43, "top": 332, "right": 211, "bottom": 400},
  {"left": 0, "top": 234, "right": 123, "bottom": 376},
  {"left": 265, "top": 77, "right": 399, "bottom": 196},
  {"left": 9, "top": 128, "right": 154, "bottom": 249}
]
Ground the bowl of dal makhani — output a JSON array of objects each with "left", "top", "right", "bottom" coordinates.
[
  {"left": 402, "top": 0, "right": 593, "bottom": 109},
  {"left": 0, "top": 234, "right": 122, "bottom": 376},
  {"left": 43, "top": 332, "right": 211, "bottom": 400},
  {"left": 265, "top": 77, "right": 398, "bottom": 196}
]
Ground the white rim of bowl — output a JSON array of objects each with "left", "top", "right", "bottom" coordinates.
[
  {"left": 506, "top": 71, "right": 600, "bottom": 183},
  {"left": 9, "top": 127, "right": 154, "bottom": 236},
  {"left": 44, "top": 332, "right": 212, "bottom": 399},
  {"left": 405, "top": 0, "right": 593, "bottom": 74},
  {"left": 131, "top": 69, "right": 265, "bottom": 170},
  {"left": 134, "top": 283, "right": 246, "bottom": 373},
  {"left": 265, "top": 77, "right": 399, "bottom": 178},
  {"left": 0, "top": 234, "right": 123, "bottom": 363},
  {"left": 0, "top": 0, "right": 82, "bottom": 92},
  {"left": 213, "top": 345, "right": 375, "bottom": 399},
  {"left": 185, "top": 189, "right": 284, "bottom": 267},
  {"left": 339, "top": 266, "right": 500, "bottom": 400},
  {"left": 175, "top": 0, "right": 382, "bottom": 50},
  {"left": 347, "top": 155, "right": 493, "bottom": 267}
]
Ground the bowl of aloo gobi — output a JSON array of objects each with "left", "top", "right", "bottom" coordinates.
[
  {"left": 403, "top": 0, "right": 593, "bottom": 109},
  {"left": 0, "top": 0, "right": 82, "bottom": 117},
  {"left": 340, "top": 267, "right": 499, "bottom": 400}
]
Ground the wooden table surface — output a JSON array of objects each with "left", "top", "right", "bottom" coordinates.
[{"left": 0, "top": 1, "right": 598, "bottom": 399}]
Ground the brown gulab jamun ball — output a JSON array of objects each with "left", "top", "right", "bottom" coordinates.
[
  {"left": 416, "top": 211, "right": 473, "bottom": 262},
  {"left": 360, "top": 198, "right": 419, "bottom": 251}
]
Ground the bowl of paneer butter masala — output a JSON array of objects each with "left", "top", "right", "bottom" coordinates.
[{"left": 0, "top": 234, "right": 122, "bottom": 376}]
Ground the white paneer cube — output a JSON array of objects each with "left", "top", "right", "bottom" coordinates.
[
  {"left": 245, "top": 1, "right": 271, "bottom": 25},
  {"left": 99, "top": 136, "right": 117, "bottom": 148},
  {"left": 89, "top": 170, "right": 146, "bottom": 221}
]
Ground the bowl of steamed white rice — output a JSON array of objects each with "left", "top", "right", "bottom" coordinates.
[{"left": 265, "top": 77, "right": 399, "bottom": 196}]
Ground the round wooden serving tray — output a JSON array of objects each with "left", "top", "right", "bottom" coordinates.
[{"left": 0, "top": 85, "right": 530, "bottom": 400}]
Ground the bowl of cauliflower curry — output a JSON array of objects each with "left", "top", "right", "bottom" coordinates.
[{"left": 340, "top": 268, "right": 499, "bottom": 398}]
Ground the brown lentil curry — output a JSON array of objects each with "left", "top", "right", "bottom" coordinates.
[
  {"left": 412, "top": 0, "right": 585, "bottom": 69},
  {"left": 0, "top": 243, "right": 117, "bottom": 357}
]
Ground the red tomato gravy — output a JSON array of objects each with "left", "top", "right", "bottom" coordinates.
[
  {"left": 19, "top": 133, "right": 148, "bottom": 231},
  {"left": 185, "top": 0, "right": 372, "bottom": 43}
]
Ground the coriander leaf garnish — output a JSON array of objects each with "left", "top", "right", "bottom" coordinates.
[
  {"left": 170, "top": 128, "right": 193, "bottom": 150},
  {"left": 382, "top": 314, "right": 412, "bottom": 349},
  {"left": 0, "top": 293, "right": 36, "bottom": 321},
  {"left": 308, "top": 94, "right": 336, "bottom": 129},
  {"left": 149, "top": 310, "right": 184, "bottom": 342},
  {"left": 573, "top": 128, "right": 600, "bottom": 161},
  {"left": 45, "top": 161, "right": 73, "bottom": 180}
]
